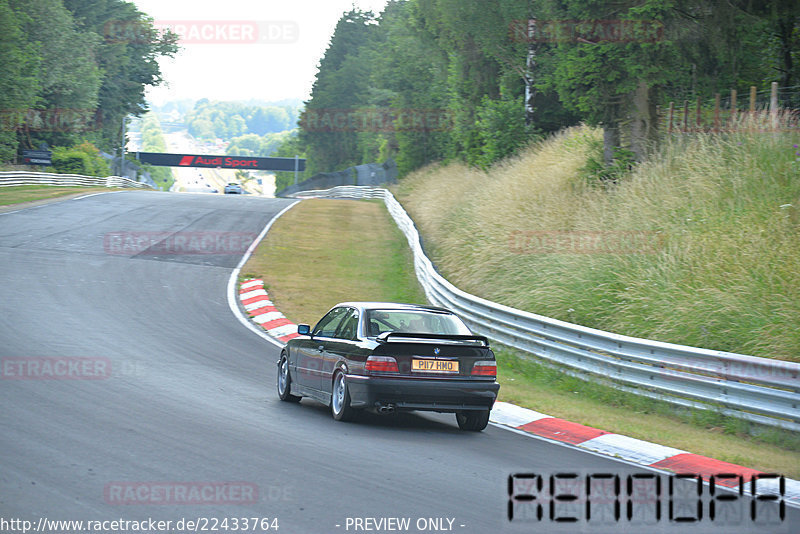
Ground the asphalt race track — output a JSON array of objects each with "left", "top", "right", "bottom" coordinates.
[{"left": 0, "top": 191, "right": 795, "bottom": 534}]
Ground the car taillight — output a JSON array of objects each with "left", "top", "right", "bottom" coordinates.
[
  {"left": 366, "top": 356, "right": 399, "bottom": 373},
  {"left": 471, "top": 360, "right": 496, "bottom": 377}
]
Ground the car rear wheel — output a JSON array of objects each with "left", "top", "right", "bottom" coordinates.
[
  {"left": 331, "top": 371, "right": 356, "bottom": 422},
  {"left": 456, "top": 409, "right": 490, "bottom": 431},
  {"left": 277, "top": 355, "right": 301, "bottom": 402}
]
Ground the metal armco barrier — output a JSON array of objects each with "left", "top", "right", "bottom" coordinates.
[
  {"left": 0, "top": 171, "right": 154, "bottom": 189},
  {"left": 291, "top": 185, "right": 800, "bottom": 431},
  {"left": 278, "top": 160, "right": 397, "bottom": 198}
]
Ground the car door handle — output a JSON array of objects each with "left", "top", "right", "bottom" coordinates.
[{"left": 317, "top": 345, "right": 324, "bottom": 351}]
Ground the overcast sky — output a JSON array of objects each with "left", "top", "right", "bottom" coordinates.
[{"left": 132, "top": 0, "right": 389, "bottom": 105}]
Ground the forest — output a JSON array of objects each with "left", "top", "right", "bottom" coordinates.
[
  {"left": 0, "top": 0, "right": 177, "bottom": 165},
  {"left": 184, "top": 100, "right": 300, "bottom": 141},
  {"left": 285, "top": 0, "right": 799, "bottom": 179},
  {"left": 3, "top": 0, "right": 798, "bottom": 184}
]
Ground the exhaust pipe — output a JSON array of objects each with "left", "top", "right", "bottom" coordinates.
[{"left": 376, "top": 404, "right": 395, "bottom": 414}]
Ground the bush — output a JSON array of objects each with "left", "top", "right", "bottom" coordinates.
[
  {"left": 473, "top": 96, "right": 536, "bottom": 167},
  {"left": 580, "top": 136, "right": 636, "bottom": 185},
  {"left": 51, "top": 141, "right": 110, "bottom": 176},
  {"left": 52, "top": 148, "right": 91, "bottom": 174}
]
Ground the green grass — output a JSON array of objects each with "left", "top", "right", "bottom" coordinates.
[
  {"left": 393, "top": 124, "right": 800, "bottom": 361},
  {"left": 241, "top": 198, "right": 427, "bottom": 324},
  {"left": 241, "top": 196, "right": 800, "bottom": 478},
  {"left": 0, "top": 185, "right": 112, "bottom": 206}
]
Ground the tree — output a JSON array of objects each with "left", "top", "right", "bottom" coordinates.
[
  {"left": 0, "top": 0, "right": 40, "bottom": 161},
  {"left": 185, "top": 101, "right": 296, "bottom": 140},
  {"left": 731, "top": 0, "right": 800, "bottom": 88},
  {"left": 366, "top": 0, "right": 451, "bottom": 173},
  {"left": 299, "top": 9, "right": 380, "bottom": 175},
  {"left": 531, "top": 0, "right": 777, "bottom": 166},
  {"left": 9, "top": 0, "right": 102, "bottom": 152},
  {"left": 62, "top": 0, "right": 179, "bottom": 151},
  {"left": 291, "top": 0, "right": 785, "bottom": 179},
  {"left": 1, "top": 0, "right": 177, "bottom": 164},
  {"left": 246, "top": 106, "right": 291, "bottom": 135},
  {"left": 270, "top": 132, "right": 307, "bottom": 193},
  {"left": 532, "top": 1, "right": 684, "bottom": 164},
  {"left": 296, "top": 0, "right": 573, "bottom": 175},
  {"left": 475, "top": 95, "right": 531, "bottom": 167}
]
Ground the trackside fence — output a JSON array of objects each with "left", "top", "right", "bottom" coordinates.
[
  {"left": 0, "top": 171, "right": 155, "bottom": 189},
  {"left": 290, "top": 185, "right": 800, "bottom": 432}
]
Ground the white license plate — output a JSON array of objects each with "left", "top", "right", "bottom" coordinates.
[{"left": 412, "top": 359, "right": 459, "bottom": 373}]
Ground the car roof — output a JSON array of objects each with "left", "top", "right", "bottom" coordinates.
[{"left": 334, "top": 302, "right": 454, "bottom": 314}]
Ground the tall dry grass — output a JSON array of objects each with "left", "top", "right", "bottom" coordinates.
[{"left": 393, "top": 122, "right": 800, "bottom": 361}]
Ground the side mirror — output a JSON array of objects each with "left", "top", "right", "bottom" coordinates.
[{"left": 297, "top": 324, "right": 311, "bottom": 336}]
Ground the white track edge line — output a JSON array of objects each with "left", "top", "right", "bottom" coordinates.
[
  {"left": 1, "top": 190, "right": 122, "bottom": 216},
  {"left": 226, "top": 200, "right": 300, "bottom": 349},
  {"left": 72, "top": 191, "right": 119, "bottom": 201}
]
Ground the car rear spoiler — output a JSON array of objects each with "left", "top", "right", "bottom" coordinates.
[{"left": 376, "top": 332, "right": 489, "bottom": 346}]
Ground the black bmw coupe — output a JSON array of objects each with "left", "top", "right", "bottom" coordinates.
[{"left": 277, "top": 302, "right": 500, "bottom": 431}]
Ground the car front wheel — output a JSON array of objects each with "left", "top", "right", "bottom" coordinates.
[
  {"left": 456, "top": 409, "right": 490, "bottom": 431},
  {"left": 277, "top": 355, "right": 301, "bottom": 402},
  {"left": 331, "top": 371, "right": 356, "bottom": 422}
]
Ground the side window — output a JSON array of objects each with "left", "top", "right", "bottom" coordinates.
[
  {"left": 313, "top": 307, "right": 348, "bottom": 338},
  {"left": 335, "top": 309, "right": 359, "bottom": 340}
]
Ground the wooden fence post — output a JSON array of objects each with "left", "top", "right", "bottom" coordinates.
[
  {"left": 749, "top": 86, "right": 756, "bottom": 115},
  {"left": 695, "top": 95, "right": 702, "bottom": 130},
  {"left": 682, "top": 100, "right": 689, "bottom": 132},
  {"left": 667, "top": 101, "right": 674, "bottom": 133},
  {"left": 770, "top": 81, "right": 778, "bottom": 130},
  {"left": 714, "top": 93, "right": 721, "bottom": 133},
  {"left": 730, "top": 89, "right": 737, "bottom": 129}
]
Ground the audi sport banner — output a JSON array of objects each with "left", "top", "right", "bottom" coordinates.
[
  {"left": 22, "top": 149, "right": 53, "bottom": 166},
  {"left": 135, "top": 152, "right": 306, "bottom": 172}
]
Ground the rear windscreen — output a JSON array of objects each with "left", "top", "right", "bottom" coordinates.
[{"left": 365, "top": 309, "right": 471, "bottom": 337}]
